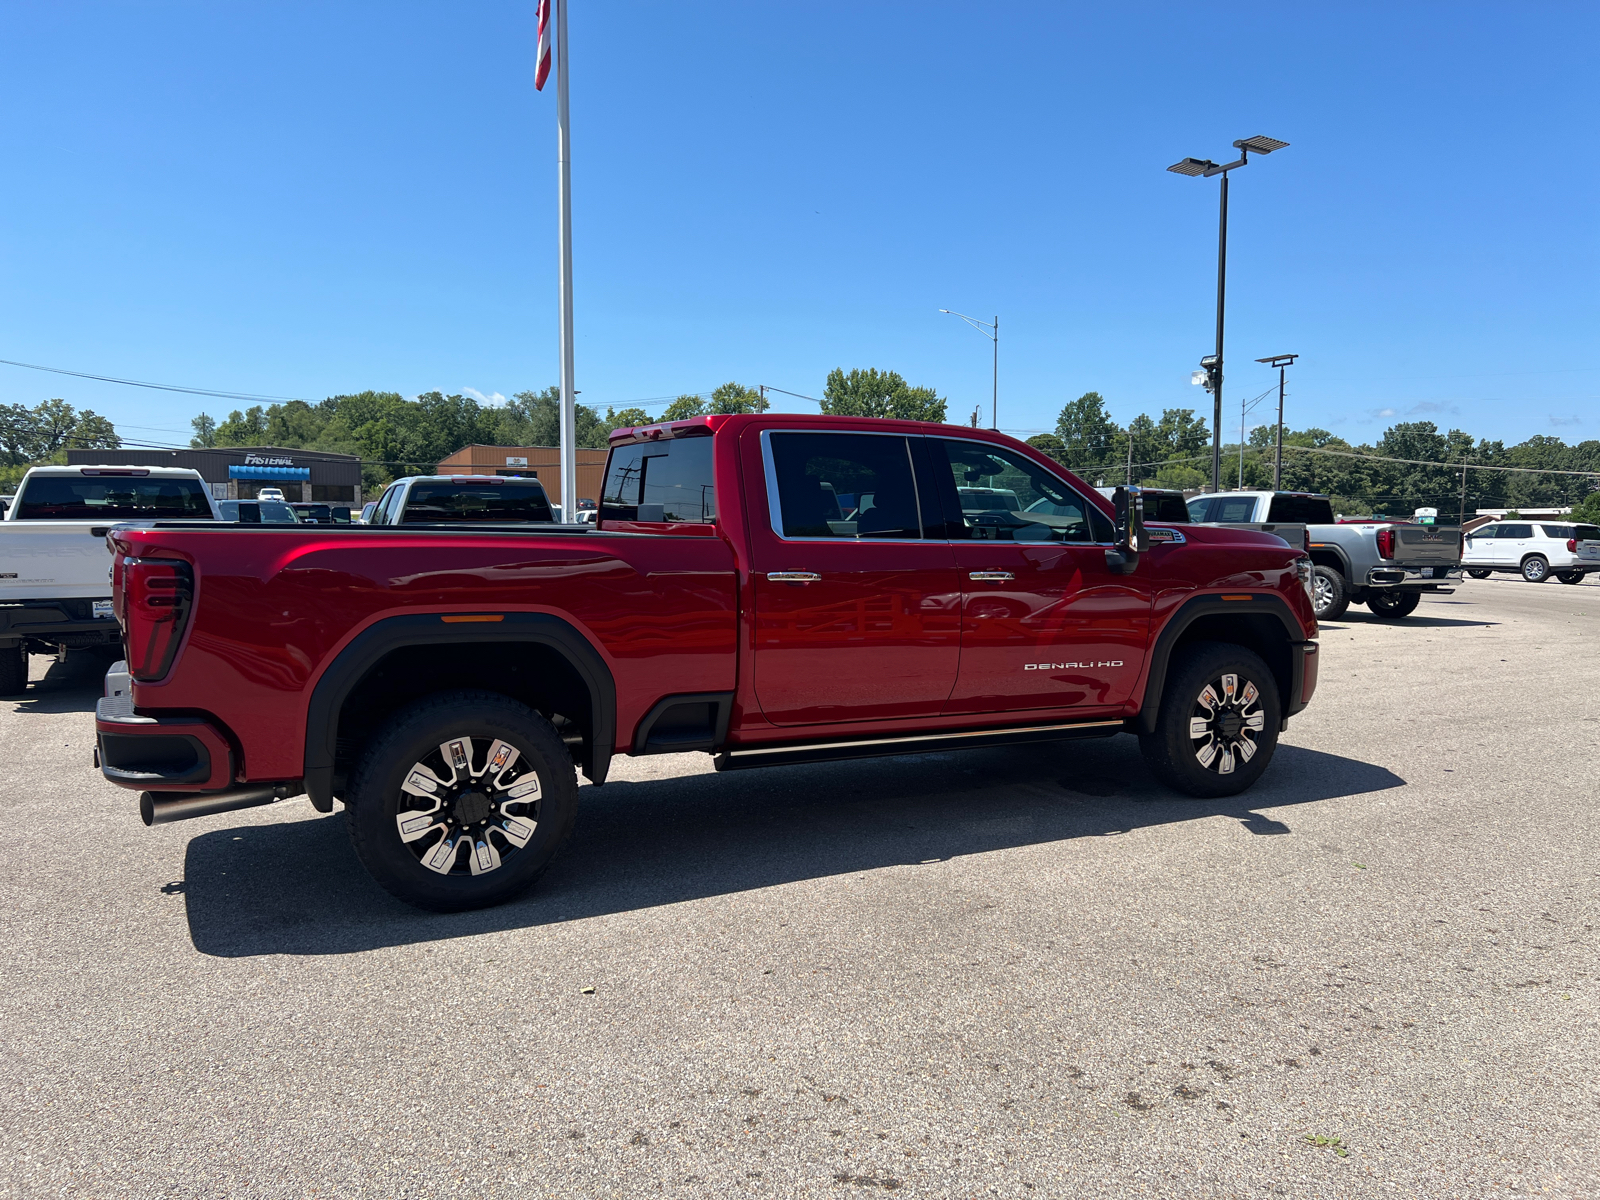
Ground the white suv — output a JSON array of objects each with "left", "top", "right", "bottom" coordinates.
[{"left": 1462, "top": 520, "right": 1600, "bottom": 584}]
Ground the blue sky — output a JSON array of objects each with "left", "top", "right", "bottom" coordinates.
[{"left": 0, "top": 1, "right": 1594, "bottom": 448}]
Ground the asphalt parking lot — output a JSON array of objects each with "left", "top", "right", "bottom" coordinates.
[{"left": 2, "top": 576, "right": 1595, "bottom": 1200}]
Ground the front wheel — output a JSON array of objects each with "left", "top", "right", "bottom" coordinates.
[
  {"left": 346, "top": 690, "right": 580, "bottom": 912},
  {"left": 1555, "top": 570, "right": 1584, "bottom": 585},
  {"left": 1366, "top": 589, "right": 1421, "bottom": 618},
  {"left": 1138, "top": 641, "right": 1281, "bottom": 799},
  {"left": 1310, "top": 565, "right": 1350, "bottom": 621},
  {"left": 0, "top": 643, "right": 25, "bottom": 697},
  {"left": 1522, "top": 555, "right": 1549, "bottom": 583},
  {"left": 1466, "top": 569, "right": 1492, "bottom": 579}
]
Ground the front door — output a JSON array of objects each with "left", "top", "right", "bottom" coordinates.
[
  {"left": 746, "top": 429, "right": 962, "bottom": 726},
  {"left": 927, "top": 437, "right": 1154, "bottom": 715},
  {"left": 1497, "top": 522, "right": 1532, "bottom": 566}
]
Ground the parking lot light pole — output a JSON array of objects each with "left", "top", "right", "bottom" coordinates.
[
  {"left": 940, "top": 310, "right": 998, "bottom": 430},
  {"left": 1256, "top": 353, "right": 1298, "bottom": 489},
  {"left": 1168, "top": 135, "right": 1290, "bottom": 492}
]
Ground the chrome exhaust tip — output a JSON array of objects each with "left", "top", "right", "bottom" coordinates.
[{"left": 139, "top": 783, "right": 302, "bottom": 827}]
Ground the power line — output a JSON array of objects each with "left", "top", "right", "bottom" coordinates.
[{"left": 0, "top": 357, "right": 320, "bottom": 403}]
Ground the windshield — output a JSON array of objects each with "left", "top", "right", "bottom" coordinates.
[
  {"left": 402, "top": 482, "right": 554, "bottom": 522},
  {"left": 16, "top": 475, "right": 213, "bottom": 520}
]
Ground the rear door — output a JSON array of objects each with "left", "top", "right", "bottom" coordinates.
[
  {"left": 1496, "top": 523, "right": 1532, "bottom": 566},
  {"left": 746, "top": 429, "right": 961, "bottom": 726},
  {"left": 927, "top": 437, "right": 1153, "bottom": 716}
]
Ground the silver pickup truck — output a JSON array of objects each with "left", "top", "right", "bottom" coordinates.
[{"left": 1186, "top": 490, "right": 1461, "bottom": 620}]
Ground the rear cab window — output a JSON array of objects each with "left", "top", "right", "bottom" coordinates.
[
  {"left": 402, "top": 481, "right": 554, "bottom": 523},
  {"left": 16, "top": 473, "right": 212, "bottom": 520},
  {"left": 602, "top": 435, "right": 716, "bottom": 524},
  {"left": 1266, "top": 494, "right": 1335, "bottom": 524}
]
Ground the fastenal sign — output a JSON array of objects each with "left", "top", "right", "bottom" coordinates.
[
  {"left": 505, "top": 456, "right": 529, "bottom": 467},
  {"left": 243, "top": 453, "right": 297, "bottom": 467}
]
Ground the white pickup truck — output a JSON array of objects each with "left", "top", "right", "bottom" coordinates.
[{"left": 0, "top": 465, "right": 218, "bottom": 694}]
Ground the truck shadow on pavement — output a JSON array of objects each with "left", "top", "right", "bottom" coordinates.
[
  {"left": 181, "top": 738, "right": 1405, "bottom": 958},
  {"left": 4, "top": 651, "right": 116, "bottom": 716}
]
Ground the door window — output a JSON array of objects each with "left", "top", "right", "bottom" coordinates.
[
  {"left": 765, "top": 432, "right": 923, "bottom": 539},
  {"left": 1207, "top": 496, "right": 1260, "bottom": 523},
  {"left": 1499, "top": 524, "right": 1532, "bottom": 539},
  {"left": 931, "top": 439, "right": 1108, "bottom": 542},
  {"left": 373, "top": 485, "right": 403, "bottom": 525}
]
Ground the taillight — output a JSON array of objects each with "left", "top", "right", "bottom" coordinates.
[
  {"left": 1376, "top": 528, "right": 1395, "bottom": 558},
  {"left": 1568, "top": 538, "right": 1577, "bottom": 553},
  {"left": 122, "top": 558, "right": 194, "bottom": 681}
]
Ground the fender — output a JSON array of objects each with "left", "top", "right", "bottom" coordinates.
[
  {"left": 302, "top": 611, "right": 616, "bottom": 810},
  {"left": 1306, "top": 538, "right": 1353, "bottom": 580},
  {"left": 1137, "top": 592, "right": 1312, "bottom": 735}
]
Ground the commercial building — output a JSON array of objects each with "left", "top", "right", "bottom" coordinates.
[
  {"left": 435, "top": 445, "right": 607, "bottom": 506},
  {"left": 66, "top": 445, "right": 363, "bottom": 504}
]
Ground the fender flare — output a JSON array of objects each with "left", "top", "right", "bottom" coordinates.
[
  {"left": 1138, "top": 593, "right": 1311, "bottom": 734},
  {"left": 302, "top": 612, "right": 616, "bottom": 810},
  {"left": 1305, "top": 539, "right": 1353, "bottom": 580}
]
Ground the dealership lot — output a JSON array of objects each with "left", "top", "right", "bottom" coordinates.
[{"left": 1, "top": 578, "right": 1595, "bottom": 1199}]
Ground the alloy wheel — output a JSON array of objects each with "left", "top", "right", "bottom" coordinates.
[
  {"left": 1188, "top": 673, "right": 1267, "bottom": 776},
  {"left": 394, "top": 736, "right": 542, "bottom": 876},
  {"left": 1312, "top": 574, "right": 1337, "bottom": 614}
]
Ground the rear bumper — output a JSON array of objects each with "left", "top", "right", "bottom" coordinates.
[
  {"left": 1287, "top": 641, "right": 1318, "bottom": 719},
  {"left": 1366, "top": 565, "right": 1461, "bottom": 589},
  {"left": 94, "top": 661, "right": 234, "bottom": 791},
  {"left": 0, "top": 599, "right": 118, "bottom": 647}
]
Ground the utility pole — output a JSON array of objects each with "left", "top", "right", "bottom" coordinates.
[
  {"left": 1459, "top": 460, "right": 1468, "bottom": 526},
  {"left": 1126, "top": 427, "right": 1134, "bottom": 486},
  {"left": 991, "top": 314, "right": 999, "bottom": 431},
  {"left": 555, "top": 0, "right": 577, "bottom": 522},
  {"left": 1256, "top": 354, "right": 1297, "bottom": 489}
]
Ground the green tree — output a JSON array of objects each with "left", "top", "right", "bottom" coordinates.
[
  {"left": 1155, "top": 408, "right": 1210, "bottom": 463},
  {"left": 821, "top": 368, "right": 946, "bottom": 422},
  {"left": 1053, "top": 392, "right": 1119, "bottom": 471},
  {"left": 1025, "top": 433, "right": 1065, "bottom": 462},
  {"left": 0, "top": 399, "right": 119, "bottom": 464},
  {"left": 604, "top": 406, "right": 652, "bottom": 429},
  {"left": 660, "top": 394, "right": 706, "bottom": 422},
  {"left": 215, "top": 406, "right": 268, "bottom": 446},
  {"left": 190, "top": 414, "right": 218, "bottom": 448},
  {"left": 706, "top": 382, "right": 769, "bottom": 415}
]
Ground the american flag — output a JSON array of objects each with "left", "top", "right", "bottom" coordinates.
[{"left": 534, "top": 0, "right": 552, "bottom": 90}]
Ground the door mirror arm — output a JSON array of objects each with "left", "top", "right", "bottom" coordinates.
[{"left": 1105, "top": 486, "right": 1148, "bottom": 575}]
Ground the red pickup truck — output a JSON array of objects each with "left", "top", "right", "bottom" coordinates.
[{"left": 96, "top": 414, "right": 1319, "bottom": 911}]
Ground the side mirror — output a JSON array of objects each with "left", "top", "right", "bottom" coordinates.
[{"left": 1105, "top": 486, "right": 1148, "bottom": 575}]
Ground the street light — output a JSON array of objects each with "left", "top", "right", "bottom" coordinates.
[
  {"left": 1168, "top": 134, "right": 1290, "bottom": 491},
  {"left": 940, "top": 310, "right": 998, "bottom": 430},
  {"left": 1256, "top": 353, "right": 1299, "bottom": 488}
]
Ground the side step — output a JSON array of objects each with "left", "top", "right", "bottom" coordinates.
[{"left": 713, "top": 718, "right": 1123, "bottom": 772}]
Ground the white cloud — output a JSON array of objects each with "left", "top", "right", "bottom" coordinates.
[
  {"left": 1408, "top": 401, "right": 1460, "bottom": 416},
  {"left": 1549, "top": 414, "right": 1582, "bottom": 427},
  {"left": 461, "top": 387, "right": 507, "bottom": 406},
  {"left": 1359, "top": 407, "right": 1398, "bottom": 422}
]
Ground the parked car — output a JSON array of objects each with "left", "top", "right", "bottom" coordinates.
[
  {"left": 1, "top": 465, "right": 218, "bottom": 694},
  {"left": 1187, "top": 490, "right": 1462, "bottom": 620},
  {"left": 256, "top": 487, "right": 287, "bottom": 503},
  {"left": 289, "top": 502, "right": 353, "bottom": 525},
  {"left": 95, "top": 414, "right": 1319, "bottom": 911},
  {"left": 365, "top": 475, "right": 556, "bottom": 525},
  {"left": 216, "top": 500, "right": 301, "bottom": 524},
  {"left": 1462, "top": 520, "right": 1600, "bottom": 583}
]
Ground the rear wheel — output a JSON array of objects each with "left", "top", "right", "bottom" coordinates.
[
  {"left": 1521, "top": 555, "right": 1549, "bottom": 583},
  {"left": 1366, "top": 589, "right": 1421, "bottom": 618},
  {"left": 1138, "top": 641, "right": 1280, "bottom": 799},
  {"left": 0, "top": 643, "right": 25, "bottom": 697},
  {"left": 1555, "top": 570, "right": 1584, "bottom": 585},
  {"left": 1466, "top": 568, "right": 1492, "bottom": 579},
  {"left": 346, "top": 690, "right": 580, "bottom": 912},
  {"left": 1310, "top": 565, "right": 1349, "bottom": 621}
]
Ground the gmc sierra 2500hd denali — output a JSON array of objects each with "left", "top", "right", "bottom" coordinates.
[{"left": 95, "top": 414, "right": 1320, "bottom": 911}]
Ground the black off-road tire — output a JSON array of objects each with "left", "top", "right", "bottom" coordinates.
[
  {"left": 1366, "top": 589, "right": 1421, "bottom": 619},
  {"left": 1466, "top": 569, "right": 1492, "bottom": 579},
  {"left": 1521, "top": 555, "right": 1549, "bottom": 583},
  {"left": 1310, "top": 565, "right": 1350, "bottom": 622},
  {"left": 1138, "top": 641, "right": 1281, "bottom": 799},
  {"left": 1555, "top": 570, "right": 1585, "bottom": 585},
  {"left": 346, "top": 690, "right": 580, "bottom": 912},
  {"left": 0, "top": 643, "right": 26, "bottom": 697}
]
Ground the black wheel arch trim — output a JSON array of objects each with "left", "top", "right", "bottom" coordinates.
[
  {"left": 303, "top": 612, "right": 616, "bottom": 811},
  {"left": 1138, "top": 593, "right": 1312, "bottom": 735},
  {"left": 1306, "top": 543, "right": 1353, "bottom": 579}
]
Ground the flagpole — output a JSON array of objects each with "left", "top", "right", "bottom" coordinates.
[{"left": 555, "top": 0, "right": 577, "bottom": 523}]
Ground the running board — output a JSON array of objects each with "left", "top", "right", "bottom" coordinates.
[{"left": 712, "top": 719, "right": 1123, "bottom": 772}]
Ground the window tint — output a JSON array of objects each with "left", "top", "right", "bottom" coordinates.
[
  {"left": 373, "top": 485, "right": 402, "bottom": 525},
  {"left": 932, "top": 439, "right": 1107, "bottom": 543},
  {"left": 1266, "top": 494, "right": 1335, "bottom": 524},
  {"left": 1575, "top": 525, "right": 1600, "bottom": 541},
  {"left": 1207, "top": 496, "right": 1260, "bottom": 524},
  {"left": 767, "top": 432, "right": 922, "bottom": 539},
  {"left": 1143, "top": 491, "right": 1191, "bottom": 523},
  {"left": 401, "top": 482, "right": 554, "bottom": 522},
  {"left": 1186, "top": 498, "right": 1212, "bottom": 522},
  {"left": 601, "top": 435, "right": 716, "bottom": 523},
  {"left": 1500, "top": 524, "right": 1532, "bottom": 538},
  {"left": 17, "top": 475, "right": 212, "bottom": 520},
  {"left": 1540, "top": 525, "right": 1573, "bottom": 539}
]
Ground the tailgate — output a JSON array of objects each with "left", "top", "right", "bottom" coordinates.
[
  {"left": 0, "top": 521, "right": 116, "bottom": 600},
  {"left": 1578, "top": 540, "right": 1600, "bottom": 565},
  {"left": 1392, "top": 526, "right": 1460, "bottom": 566}
]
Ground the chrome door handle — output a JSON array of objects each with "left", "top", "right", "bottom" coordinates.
[
  {"left": 766, "top": 571, "right": 821, "bottom": 583},
  {"left": 968, "top": 571, "right": 1014, "bottom": 582}
]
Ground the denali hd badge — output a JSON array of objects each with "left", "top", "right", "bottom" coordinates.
[{"left": 1026, "top": 661, "right": 1123, "bottom": 670}]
